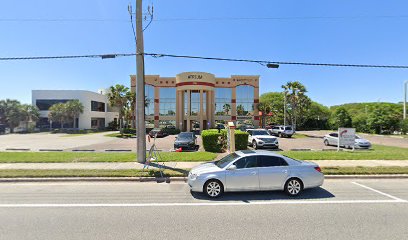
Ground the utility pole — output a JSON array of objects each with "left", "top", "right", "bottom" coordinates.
[{"left": 136, "top": 0, "right": 146, "bottom": 163}]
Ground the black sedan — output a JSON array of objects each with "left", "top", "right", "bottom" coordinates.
[{"left": 174, "top": 132, "right": 198, "bottom": 151}]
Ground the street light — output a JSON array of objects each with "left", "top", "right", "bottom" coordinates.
[{"left": 267, "top": 63, "right": 280, "bottom": 69}]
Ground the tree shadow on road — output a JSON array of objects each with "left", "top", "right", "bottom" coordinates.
[{"left": 191, "top": 187, "right": 335, "bottom": 201}]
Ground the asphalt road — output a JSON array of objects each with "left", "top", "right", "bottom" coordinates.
[{"left": 0, "top": 179, "right": 407, "bottom": 240}]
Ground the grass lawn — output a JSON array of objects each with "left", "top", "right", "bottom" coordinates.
[
  {"left": 0, "top": 151, "right": 218, "bottom": 163},
  {"left": 283, "top": 145, "right": 408, "bottom": 160},
  {"left": 60, "top": 132, "right": 105, "bottom": 137},
  {"left": 0, "top": 166, "right": 407, "bottom": 178},
  {"left": 104, "top": 133, "right": 135, "bottom": 138},
  {"left": 291, "top": 133, "right": 308, "bottom": 139}
]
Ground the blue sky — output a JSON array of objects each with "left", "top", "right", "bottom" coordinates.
[{"left": 1, "top": 0, "right": 407, "bottom": 106}]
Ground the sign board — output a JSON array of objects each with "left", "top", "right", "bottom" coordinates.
[
  {"left": 227, "top": 122, "right": 235, "bottom": 153},
  {"left": 338, "top": 128, "right": 356, "bottom": 150}
]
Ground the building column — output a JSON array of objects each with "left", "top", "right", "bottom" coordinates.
[
  {"left": 253, "top": 86, "right": 260, "bottom": 128},
  {"left": 199, "top": 90, "right": 204, "bottom": 131},
  {"left": 154, "top": 87, "right": 160, "bottom": 128},
  {"left": 186, "top": 90, "right": 191, "bottom": 132},
  {"left": 231, "top": 87, "right": 237, "bottom": 123},
  {"left": 207, "top": 90, "right": 213, "bottom": 128},
  {"left": 176, "top": 90, "right": 183, "bottom": 130}
]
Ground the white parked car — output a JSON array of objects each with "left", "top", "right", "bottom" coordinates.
[
  {"left": 269, "top": 125, "right": 295, "bottom": 138},
  {"left": 323, "top": 132, "right": 371, "bottom": 149},
  {"left": 246, "top": 129, "right": 279, "bottom": 149},
  {"left": 188, "top": 150, "right": 324, "bottom": 198}
]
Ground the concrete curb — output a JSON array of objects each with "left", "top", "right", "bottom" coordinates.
[{"left": 1, "top": 175, "right": 408, "bottom": 183}]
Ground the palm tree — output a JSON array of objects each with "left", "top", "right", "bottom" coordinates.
[
  {"left": 0, "top": 99, "right": 22, "bottom": 132},
  {"left": 281, "top": 81, "right": 310, "bottom": 130},
  {"left": 257, "top": 102, "right": 271, "bottom": 128},
  {"left": 237, "top": 104, "right": 245, "bottom": 116},
  {"left": 107, "top": 84, "right": 131, "bottom": 134},
  {"left": 223, "top": 103, "right": 231, "bottom": 115},
  {"left": 65, "top": 100, "right": 84, "bottom": 129},
  {"left": 20, "top": 104, "right": 40, "bottom": 130},
  {"left": 48, "top": 103, "right": 67, "bottom": 129}
]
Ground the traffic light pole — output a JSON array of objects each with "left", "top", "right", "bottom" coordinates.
[{"left": 136, "top": 0, "right": 146, "bottom": 163}]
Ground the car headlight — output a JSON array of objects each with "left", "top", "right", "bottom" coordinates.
[
  {"left": 189, "top": 141, "right": 195, "bottom": 145},
  {"left": 258, "top": 140, "right": 264, "bottom": 144},
  {"left": 190, "top": 173, "right": 198, "bottom": 180}
]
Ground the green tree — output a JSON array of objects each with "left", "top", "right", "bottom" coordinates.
[
  {"left": 222, "top": 103, "right": 231, "bottom": 115},
  {"left": 65, "top": 100, "right": 84, "bottom": 129},
  {"left": 48, "top": 103, "right": 68, "bottom": 129},
  {"left": 401, "top": 119, "right": 408, "bottom": 135},
  {"left": 257, "top": 102, "right": 271, "bottom": 128},
  {"left": 281, "top": 81, "right": 311, "bottom": 130},
  {"left": 107, "top": 84, "right": 132, "bottom": 134},
  {"left": 20, "top": 104, "right": 40, "bottom": 130},
  {"left": 331, "top": 107, "right": 353, "bottom": 129},
  {"left": 237, "top": 104, "right": 245, "bottom": 116},
  {"left": 367, "top": 105, "right": 401, "bottom": 134},
  {"left": 260, "top": 92, "right": 284, "bottom": 125},
  {"left": 0, "top": 99, "right": 23, "bottom": 132},
  {"left": 303, "top": 102, "right": 331, "bottom": 130}
]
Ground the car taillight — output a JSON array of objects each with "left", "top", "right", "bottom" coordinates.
[{"left": 314, "top": 167, "right": 321, "bottom": 172}]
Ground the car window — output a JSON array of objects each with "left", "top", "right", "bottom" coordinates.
[
  {"left": 285, "top": 127, "right": 292, "bottom": 130},
  {"left": 329, "top": 133, "right": 338, "bottom": 137},
  {"left": 214, "top": 153, "right": 240, "bottom": 168},
  {"left": 234, "top": 156, "right": 258, "bottom": 169},
  {"left": 258, "top": 156, "right": 288, "bottom": 167}
]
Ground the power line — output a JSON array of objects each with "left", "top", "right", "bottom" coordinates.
[{"left": 1, "top": 52, "right": 408, "bottom": 69}]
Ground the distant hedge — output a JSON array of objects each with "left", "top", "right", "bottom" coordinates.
[
  {"left": 162, "top": 128, "right": 181, "bottom": 135},
  {"left": 202, "top": 129, "right": 249, "bottom": 152}
]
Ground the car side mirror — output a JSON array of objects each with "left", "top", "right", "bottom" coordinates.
[{"left": 227, "top": 165, "right": 237, "bottom": 170}]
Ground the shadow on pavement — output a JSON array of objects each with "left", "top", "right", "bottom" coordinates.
[{"left": 191, "top": 187, "right": 335, "bottom": 201}]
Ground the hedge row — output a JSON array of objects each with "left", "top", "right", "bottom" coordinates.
[{"left": 202, "top": 129, "right": 249, "bottom": 153}]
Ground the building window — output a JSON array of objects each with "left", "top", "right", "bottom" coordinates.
[
  {"left": 91, "top": 101, "right": 105, "bottom": 112},
  {"left": 190, "top": 91, "right": 200, "bottom": 116},
  {"left": 36, "top": 99, "right": 71, "bottom": 110},
  {"left": 145, "top": 85, "right": 154, "bottom": 116},
  {"left": 215, "top": 88, "right": 232, "bottom": 115},
  {"left": 236, "top": 85, "right": 254, "bottom": 116},
  {"left": 159, "top": 88, "right": 176, "bottom": 116}
]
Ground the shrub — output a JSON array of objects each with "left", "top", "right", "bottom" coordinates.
[
  {"left": 235, "top": 130, "right": 249, "bottom": 150},
  {"left": 201, "top": 130, "right": 223, "bottom": 152},
  {"left": 123, "top": 128, "right": 136, "bottom": 134}
]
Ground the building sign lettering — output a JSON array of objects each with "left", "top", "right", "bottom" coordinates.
[{"left": 187, "top": 75, "right": 203, "bottom": 80}]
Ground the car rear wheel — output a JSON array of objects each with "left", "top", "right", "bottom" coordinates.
[
  {"left": 284, "top": 178, "right": 303, "bottom": 196},
  {"left": 324, "top": 139, "right": 329, "bottom": 146},
  {"left": 204, "top": 180, "right": 223, "bottom": 198},
  {"left": 252, "top": 141, "right": 258, "bottom": 149}
]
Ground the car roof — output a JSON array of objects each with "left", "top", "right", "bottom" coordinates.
[
  {"left": 246, "top": 129, "right": 268, "bottom": 131},
  {"left": 235, "top": 150, "right": 284, "bottom": 158}
]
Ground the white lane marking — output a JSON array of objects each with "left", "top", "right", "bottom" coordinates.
[
  {"left": 352, "top": 181, "right": 407, "bottom": 202},
  {"left": 0, "top": 199, "right": 406, "bottom": 208}
]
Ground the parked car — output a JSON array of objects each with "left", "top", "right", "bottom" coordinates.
[
  {"left": 13, "top": 127, "right": 28, "bottom": 133},
  {"left": 188, "top": 150, "right": 324, "bottom": 198},
  {"left": 323, "top": 132, "right": 371, "bottom": 149},
  {"left": 0, "top": 124, "right": 10, "bottom": 134},
  {"left": 148, "top": 128, "right": 168, "bottom": 138},
  {"left": 269, "top": 125, "right": 295, "bottom": 138},
  {"left": 174, "top": 132, "right": 198, "bottom": 151},
  {"left": 246, "top": 129, "right": 279, "bottom": 149}
]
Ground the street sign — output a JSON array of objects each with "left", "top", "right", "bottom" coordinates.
[{"left": 338, "top": 128, "right": 356, "bottom": 150}]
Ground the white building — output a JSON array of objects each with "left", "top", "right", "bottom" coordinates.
[{"left": 32, "top": 90, "right": 119, "bottom": 129}]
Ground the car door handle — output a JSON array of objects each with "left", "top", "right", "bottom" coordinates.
[
  {"left": 282, "top": 170, "right": 288, "bottom": 173},
  {"left": 251, "top": 171, "right": 257, "bottom": 175}
]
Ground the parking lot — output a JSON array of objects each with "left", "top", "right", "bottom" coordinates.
[{"left": 0, "top": 130, "right": 406, "bottom": 152}]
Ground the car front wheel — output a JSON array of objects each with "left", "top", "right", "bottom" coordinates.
[
  {"left": 252, "top": 141, "right": 258, "bottom": 149},
  {"left": 285, "top": 178, "right": 303, "bottom": 196},
  {"left": 204, "top": 180, "right": 223, "bottom": 198},
  {"left": 324, "top": 139, "right": 329, "bottom": 146}
]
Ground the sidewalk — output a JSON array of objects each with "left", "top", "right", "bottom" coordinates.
[{"left": 0, "top": 160, "right": 408, "bottom": 170}]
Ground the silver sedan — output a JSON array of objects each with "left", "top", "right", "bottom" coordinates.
[{"left": 188, "top": 150, "right": 324, "bottom": 198}]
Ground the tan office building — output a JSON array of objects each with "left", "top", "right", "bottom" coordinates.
[{"left": 130, "top": 72, "right": 260, "bottom": 132}]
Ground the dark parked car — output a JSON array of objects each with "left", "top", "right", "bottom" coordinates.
[
  {"left": 148, "top": 128, "right": 168, "bottom": 138},
  {"left": 174, "top": 132, "right": 198, "bottom": 151}
]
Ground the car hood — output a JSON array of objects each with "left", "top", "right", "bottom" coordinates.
[
  {"left": 190, "top": 162, "right": 222, "bottom": 175},
  {"left": 355, "top": 138, "right": 370, "bottom": 144},
  {"left": 253, "top": 135, "right": 277, "bottom": 139}
]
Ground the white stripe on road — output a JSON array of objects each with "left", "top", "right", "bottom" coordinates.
[
  {"left": 0, "top": 199, "right": 406, "bottom": 208},
  {"left": 352, "top": 181, "right": 406, "bottom": 201}
]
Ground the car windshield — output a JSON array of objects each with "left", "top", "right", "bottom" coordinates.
[
  {"left": 252, "top": 130, "right": 270, "bottom": 136},
  {"left": 214, "top": 153, "right": 240, "bottom": 168},
  {"left": 355, "top": 135, "right": 361, "bottom": 139},
  {"left": 178, "top": 133, "right": 193, "bottom": 140}
]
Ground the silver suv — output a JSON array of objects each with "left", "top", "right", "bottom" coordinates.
[{"left": 269, "top": 125, "right": 295, "bottom": 138}]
